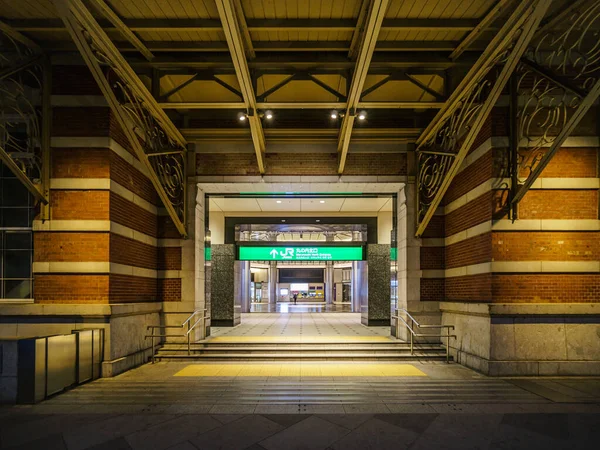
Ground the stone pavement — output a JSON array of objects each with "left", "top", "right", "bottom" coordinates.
[{"left": 2, "top": 361, "right": 600, "bottom": 449}]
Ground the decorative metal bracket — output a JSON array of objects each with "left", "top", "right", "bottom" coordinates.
[
  {"left": 54, "top": 0, "right": 188, "bottom": 236},
  {"left": 0, "top": 25, "right": 49, "bottom": 208},
  {"left": 414, "top": 0, "right": 552, "bottom": 237},
  {"left": 510, "top": 0, "right": 600, "bottom": 205}
]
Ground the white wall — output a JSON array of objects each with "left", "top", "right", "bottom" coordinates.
[
  {"left": 209, "top": 210, "right": 225, "bottom": 245},
  {"left": 377, "top": 210, "right": 393, "bottom": 244}
]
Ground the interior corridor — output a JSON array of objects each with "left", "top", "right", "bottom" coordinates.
[{"left": 209, "top": 313, "right": 392, "bottom": 342}]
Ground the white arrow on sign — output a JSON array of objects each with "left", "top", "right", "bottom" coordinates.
[{"left": 269, "top": 249, "right": 278, "bottom": 258}]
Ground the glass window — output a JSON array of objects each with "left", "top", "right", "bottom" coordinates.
[{"left": 0, "top": 160, "right": 34, "bottom": 300}]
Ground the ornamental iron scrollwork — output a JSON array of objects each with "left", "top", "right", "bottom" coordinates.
[
  {"left": 0, "top": 31, "right": 46, "bottom": 201},
  {"left": 57, "top": 0, "right": 188, "bottom": 234},
  {"left": 512, "top": 0, "right": 600, "bottom": 204},
  {"left": 415, "top": 6, "right": 533, "bottom": 229}
]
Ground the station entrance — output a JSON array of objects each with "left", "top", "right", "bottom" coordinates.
[{"left": 203, "top": 193, "right": 399, "bottom": 341}]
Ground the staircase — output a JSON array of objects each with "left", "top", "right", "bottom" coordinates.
[{"left": 153, "top": 340, "right": 451, "bottom": 362}]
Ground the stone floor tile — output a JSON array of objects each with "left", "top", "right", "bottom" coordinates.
[
  {"left": 125, "top": 415, "right": 221, "bottom": 450},
  {"left": 191, "top": 415, "right": 283, "bottom": 450},
  {"left": 501, "top": 413, "right": 570, "bottom": 440},
  {"left": 253, "top": 405, "right": 304, "bottom": 414},
  {"left": 259, "top": 416, "right": 350, "bottom": 450},
  {"left": 317, "top": 414, "right": 373, "bottom": 430},
  {"left": 261, "top": 414, "right": 309, "bottom": 427},
  {"left": 343, "top": 404, "right": 390, "bottom": 414},
  {"left": 1, "top": 414, "right": 111, "bottom": 448},
  {"left": 211, "top": 415, "right": 247, "bottom": 424},
  {"left": 384, "top": 404, "right": 437, "bottom": 414},
  {"left": 4, "top": 433, "right": 67, "bottom": 450},
  {"left": 489, "top": 424, "right": 573, "bottom": 450},
  {"left": 300, "top": 405, "right": 346, "bottom": 414},
  {"left": 409, "top": 413, "right": 502, "bottom": 450},
  {"left": 374, "top": 413, "right": 438, "bottom": 434},
  {"left": 62, "top": 414, "right": 177, "bottom": 450},
  {"left": 328, "top": 417, "right": 419, "bottom": 450},
  {"left": 87, "top": 437, "right": 133, "bottom": 450},
  {"left": 164, "top": 405, "right": 214, "bottom": 415},
  {"left": 210, "top": 405, "right": 257, "bottom": 414},
  {"left": 165, "top": 442, "right": 198, "bottom": 450}
]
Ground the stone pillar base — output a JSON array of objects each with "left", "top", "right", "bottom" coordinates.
[{"left": 441, "top": 302, "right": 600, "bottom": 376}]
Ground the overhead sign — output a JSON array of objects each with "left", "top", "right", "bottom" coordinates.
[{"left": 238, "top": 246, "right": 363, "bottom": 261}]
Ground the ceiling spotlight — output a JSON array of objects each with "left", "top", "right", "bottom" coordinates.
[
  {"left": 281, "top": 219, "right": 286, "bottom": 222},
  {"left": 320, "top": 200, "right": 325, "bottom": 203},
  {"left": 265, "top": 110, "right": 273, "bottom": 120},
  {"left": 357, "top": 111, "right": 367, "bottom": 120},
  {"left": 330, "top": 110, "right": 338, "bottom": 119},
  {"left": 316, "top": 219, "right": 321, "bottom": 222},
  {"left": 238, "top": 112, "right": 247, "bottom": 121},
  {"left": 276, "top": 200, "right": 282, "bottom": 204}
]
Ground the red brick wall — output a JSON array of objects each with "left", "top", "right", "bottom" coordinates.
[
  {"left": 420, "top": 247, "right": 445, "bottom": 270},
  {"left": 492, "top": 232, "right": 600, "bottom": 261},
  {"left": 52, "top": 148, "right": 110, "bottom": 178},
  {"left": 158, "top": 247, "right": 182, "bottom": 270},
  {"left": 420, "top": 278, "right": 445, "bottom": 301},
  {"left": 446, "top": 233, "right": 491, "bottom": 269},
  {"left": 110, "top": 234, "right": 157, "bottom": 269},
  {"left": 109, "top": 274, "right": 157, "bottom": 303},
  {"left": 445, "top": 274, "right": 492, "bottom": 302},
  {"left": 526, "top": 148, "right": 598, "bottom": 178},
  {"left": 34, "top": 232, "right": 109, "bottom": 262},
  {"left": 158, "top": 216, "right": 181, "bottom": 239},
  {"left": 197, "top": 153, "right": 260, "bottom": 175},
  {"left": 53, "top": 107, "right": 111, "bottom": 137},
  {"left": 110, "top": 193, "right": 158, "bottom": 237},
  {"left": 110, "top": 152, "right": 159, "bottom": 205},
  {"left": 492, "top": 274, "right": 600, "bottom": 302},
  {"left": 422, "top": 216, "right": 445, "bottom": 238},
  {"left": 445, "top": 192, "right": 493, "bottom": 237},
  {"left": 344, "top": 153, "right": 407, "bottom": 176},
  {"left": 35, "top": 275, "right": 109, "bottom": 303},
  {"left": 51, "top": 191, "right": 110, "bottom": 220},
  {"left": 195, "top": 152, "right": 408, "bottom": 176},
  {"left": 158, "top": 278, "right": 182, "bottom": 302},
  {"left": 517, "top": 190, "right": 598, "bottom": 220},
  {"left": 443, "top": 151, "right": 493, "bottom": 205},
  {"left": 52, "top": 65, "right": 102, "bottom": 96}
]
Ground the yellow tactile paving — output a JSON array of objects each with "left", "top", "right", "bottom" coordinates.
[
  {"left": 174, "top": 363, "right": 427, "bottom": 377},
  {"left": 206, "top": 336, "right": 393, "bottom": 343}
]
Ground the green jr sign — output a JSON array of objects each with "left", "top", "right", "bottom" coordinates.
[{"left": 238, "top": 246, "right": 363, "bottom": 261}]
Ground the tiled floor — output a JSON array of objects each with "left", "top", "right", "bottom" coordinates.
[
  {"left": 3, "top": 361, "right": 600, "bottom": 449},
  {"left": 250, "top": 303, "right": 352, "bottom": 313},
  {"left": 211, "top": 312, "right": 391, "bottom": 340}
]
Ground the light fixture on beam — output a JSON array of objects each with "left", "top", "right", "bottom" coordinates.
[
  {"left": 330, "top": 110, "right": 338, "bottom": 119},
  {"left": 265, "top": 110, "right": 273, "bottom": 120},
  {"left": 237, "top": 111, "right": 247, "bottom": 121},
  {"left": 357, "top": 111, "right": 367, "bottom": 121}
]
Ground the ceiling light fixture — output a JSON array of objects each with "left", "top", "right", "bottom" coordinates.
[
  {"left": 320, "top": 200, "right": 325, "bottom": 203},
  {"left": 238, "top": 112, "right": 247, "bottom": 121},
  {"left": 357, "top": 111, "right": 367, "bottom": 120},
  {"left": 330, "top": 110, "right": 338, "bottom": 119},
  {"left": 265, "top": 110, "right": 273, "bottom": 120},
  {"left": 276, "top": 200, "right": 282, "bottom": 204}
]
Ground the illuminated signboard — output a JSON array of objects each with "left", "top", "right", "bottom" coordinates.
[{"left": 238, "top": 246, "right": 363, "bottom": 261}]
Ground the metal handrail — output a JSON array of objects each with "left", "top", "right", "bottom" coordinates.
[
  {"left": 145, "top": 309, "right": 210, "bottom": 363},
  {"left": 391, "top": 308, "right": 456, "bottom": 363}
]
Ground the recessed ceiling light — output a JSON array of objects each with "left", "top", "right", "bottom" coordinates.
[
  {"left": 320, "top": 200, "right": 325, "bottom": 203},
  {"left": 276, "top": 200, "right": 282, "bottom": 203}
]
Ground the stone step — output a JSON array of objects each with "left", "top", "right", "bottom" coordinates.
[
  {"left": 153, "top": 352, "right": 450, "bottom": 361},
  {"left": 158, "top": 345, "right": 443, "bottom": 352}
]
